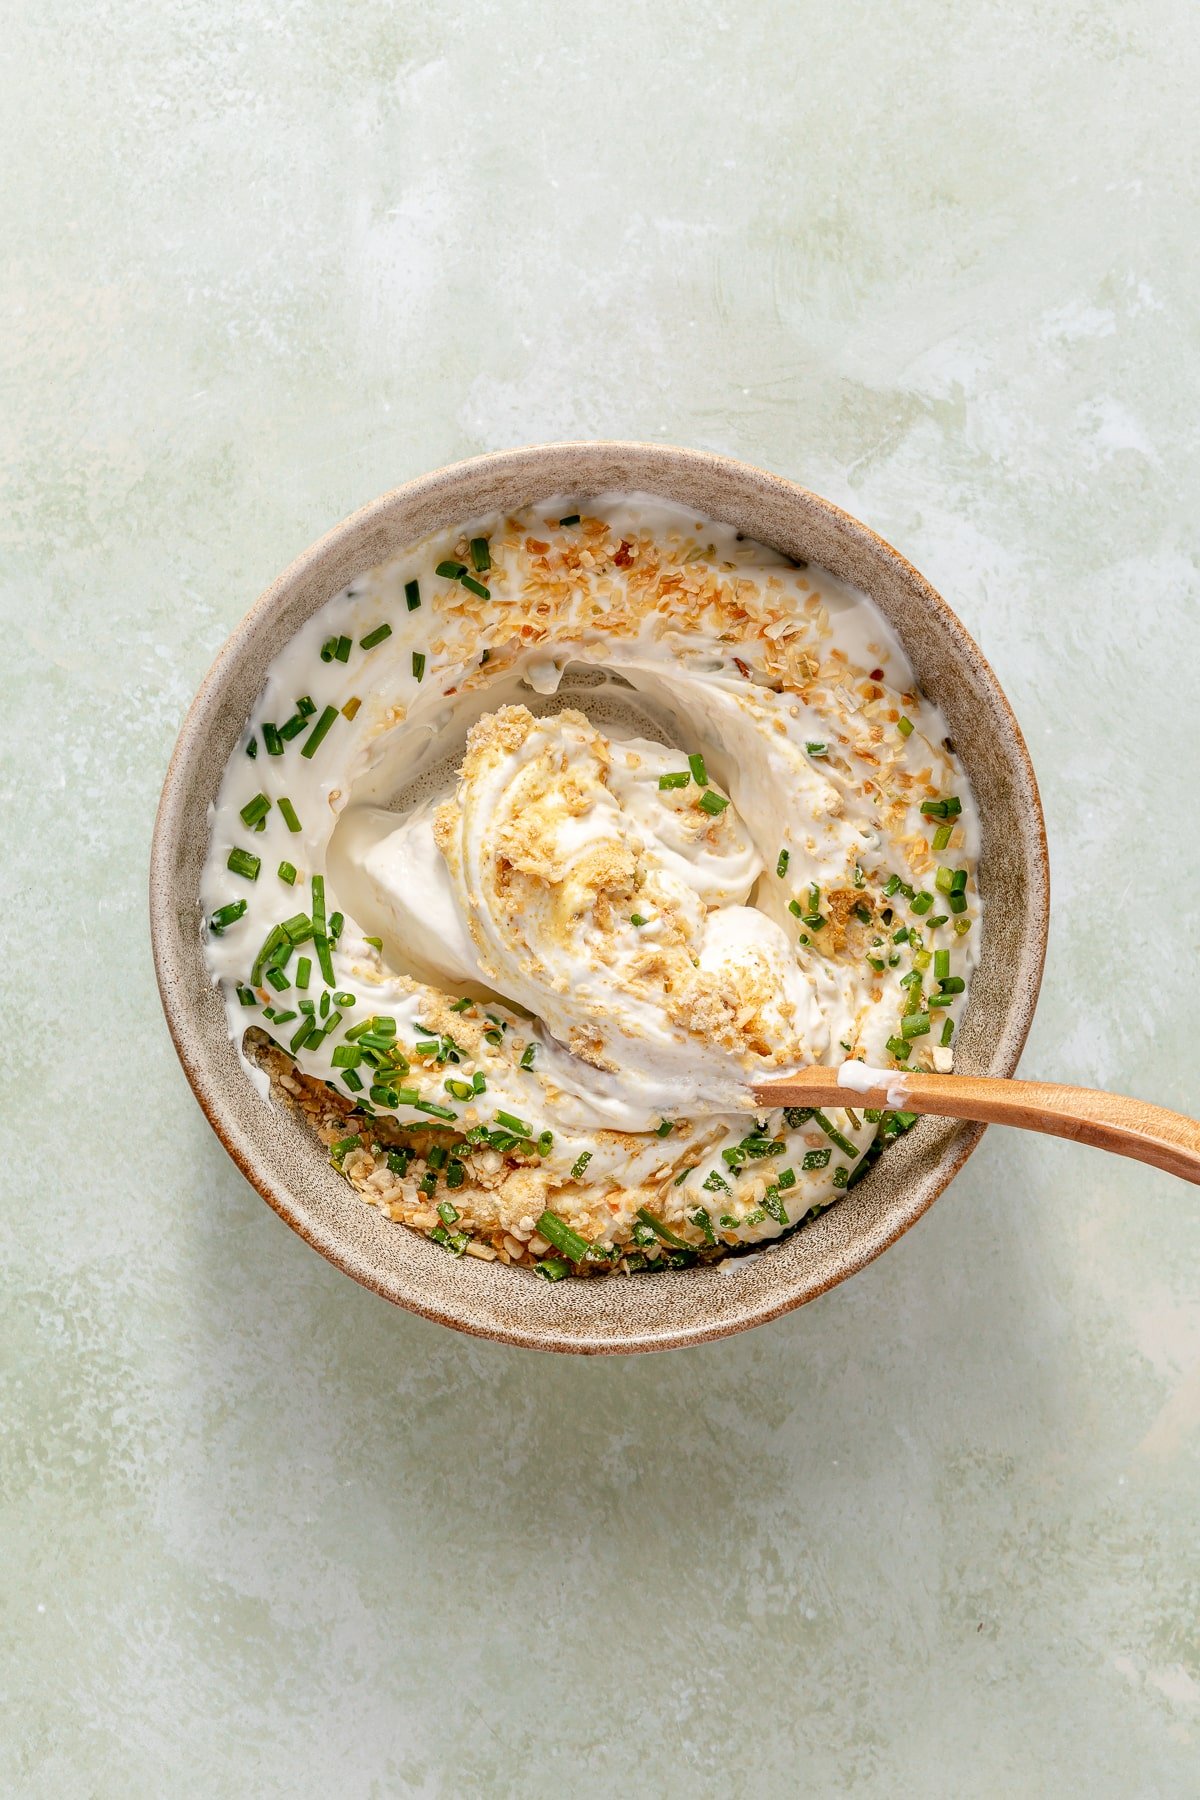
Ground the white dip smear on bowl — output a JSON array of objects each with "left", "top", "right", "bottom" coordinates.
[{"left": 199, "top": 497, "right": 981, "bottom": 1272}]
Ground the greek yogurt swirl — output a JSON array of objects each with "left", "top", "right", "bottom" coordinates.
[{"left": 200, "top": 497, "right": 981, "bottom": 1266}]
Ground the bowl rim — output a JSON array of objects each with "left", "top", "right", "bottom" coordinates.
[{"left": 150, "top": 440, "right": 1050, "bottom": 1353}]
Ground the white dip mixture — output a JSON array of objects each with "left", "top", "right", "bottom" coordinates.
[{"left": 200, "top": 497, "right": 981, "bottom": 1273}]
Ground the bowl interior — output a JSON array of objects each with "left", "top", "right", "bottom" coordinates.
[{"left": 151, "top": 443, "right": 1048, "bottom": 1354}]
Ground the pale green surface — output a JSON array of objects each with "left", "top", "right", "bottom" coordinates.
[{"left": 3, "top": 2, "right": 1198, "bottom": 1794}]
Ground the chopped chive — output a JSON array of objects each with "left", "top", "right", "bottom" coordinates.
[
  {"left": 227, "top": 847, "right": 261, "bottom": 881},
  {"left": 788, "top": 898, "right": 803, "bottom": 918},
  {"left": 689, "top": 1207, "right": 717, "bottom": 1246},
  {"left": 300, "top": 705, "right": 339, "bottom": 760},
  {"left": 900, "top": 1011, "right": 931, "bottom": 1039},
  {"left": 938, "top": 975, "right": 965, "bottom": 994},
  {"left": 333, "top": 990, "right": 355, "bottom": 1007},
  {"left": 331, "top": 1045, "right": 362, "bottom": 1069},
  {"left": 520, "top": 1043, "right": 537, "bottom": 1070},
  {"left": 698, "top": 789, "right": 730, "bottom": 816},
  {"left": 688, "top": 752, "right": 708, "bottom": 786},
  {"left": 261, "top": 722, "right": 284, "bottom": 756},
  {"left": 308, "top": 877, "right": 325, "bottom": 941},
  {"left": 802, "top": 1148, "right": 831, "bottom": 1170},
  {"left": 294, "top": 956, "right": 311, "bottom": 989},
  {"left": 777, "top": 1166, "right": 796, "bottom": 1189},
  {"left": 295, "top": 695, "right": 316, "bottom": 717},
  {"left": 630, "top": 913, "right": 647, "bottom": 928},
  {"left": 360, "top": 622, "right": 392, "bottom": 650},
  {"left": 289, "top": 1019, "right": 315, "bottom": 1054},
  {"left": 460, "top": 574, "right": 490, "bottom": 599},
  {"left": 853, "top": 905, "right": 872, "bottom": 925},
  {"left": 932, "top": 822, "right": 953, "bottom": 852},
  {"left": 412, "top": 652, "right": 425, "bottom": 682},
  {"left": 813, "top": 1111, "right": 858, "bottom": 1158},
  {"left": 776, "top": 848, "right": 790, "bottom": 877},
  {"left": 245, "top": 734, "right": 257, "bottom": 758},
  {"left": 536, "top": 1209, "right": 590, "bottom": 1262},
  {"left": 469, "top": 537, "right": 491, "bottom": 572},
  {"left": 886, "top": 1034, "right": 910, "bottom": 1059},
  {"left": 558, "top": 513, "right": 580, "bottom": 527},
  {"left": 535, "top": 1257, "right": 571, "bottom": 1282},
  {"left": 805, "top": 741, "right": 828, "bottom": 757},
  {"left": 320, "top": 638, "right": 336, "bottom": 662},
  {"left": 655, "top": 1120, "right": 674, "bottom": 1138},
  {"left": 278, "top": 713, "right": 308, "bottom": 742},
  {"left": 494, "top": 1110, "right": 531, "bottom": 1137},
  {"left": 265, "top": 965, "right": 290, "bottom": 993},
  {"left": 209, "top": 899, "right": 248, "bottom": 934},
  {"left": 414, "top": 1100, "right": 457, "bottom": 1120},
  {"left": 404, "top": 578, "right": 421, "bottom": 612},
  {"left": 436, "top": 560, "right": 466, "bottom": 579},
  {"left": 897, "top": 716, "right": 914, "bottom": 737},
  {"left": 277, "top": 860, "right": 297, "bottom": 885},
  {"left": 761, "top": 1187, "right": 789, "bottom": 1226},
  {"left": 832, "top": 1165, "right": 850, "bottom": 1190},
  {"left": 333, "top": 635, "right": 351, "bottom": 663},
  {"left": 240, "top": 793, "right": 271, "bottom": 829},
  {"left": 635, "top": 1207, "right": 690, "bottom": 1248},
  {"left": 674, "top": 1165, "right": 697, "bottom": 1186},
  {"left": 702, "top": 1169, "right": 731, "bottom": 1194},
  {"left": 471, "top": 1071, "right": 486, "bottom": 1093},
  {"left": 658, "top": 770, "right": 691, "bottom": 790},
  {"left": 570, "top": 1150, "right": 592, "bottom": 1180},
  {"left": 277, "top": 797, "right": 301, "bottom": 834},
  {"left": 940, "top": 1017, "right": 955, "bottom": 1047},
  {"left": 444, "top": 1077, "right": 474, "bottom": 1100},
  {"left": 330, "top": 1134, "right": 361, "bottom": 1164},
  {"left": 948, "top": 892, "right": 968, "bottom": 915},
  {"left": 341, "top": 1068, "right": 364, "bottom": 1092},
  {"left": 427, "top": 1144, "right": 448, "bottom": 1172},
  {"left": 342, "top": 697, "right": 361, "bottom": 721},
  {"left": 365, "top": 935, "right": 383, "bottom": 949},
  {"left": 236, "top": 985, "right": 257, "bottom": 1006},
  {"left": 910, "top": 891, "right": 934, "bottom": 915},
  {"left": 536, "top": 1130, "right": 553, "bottom": 1157}
]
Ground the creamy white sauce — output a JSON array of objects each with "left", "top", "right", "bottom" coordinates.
[
  {"left": 837, "top": 1060, "right": 912, "bottom": 1110},
  {"left": 200, "top": 496, "right": 981, "bottom": 1257}
]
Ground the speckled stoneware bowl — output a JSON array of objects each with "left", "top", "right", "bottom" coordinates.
[{"left": 151, "top": 442, "right": 1049, "bottom": 1354}]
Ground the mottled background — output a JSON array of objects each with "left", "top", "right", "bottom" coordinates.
[{"left": 3, "top": 2, "right": 1198, "bottom": 1794}]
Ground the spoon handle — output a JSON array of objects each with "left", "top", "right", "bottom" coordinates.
[{"left": 754, "top": 1072, "right": 1200, "bottom": 1186}]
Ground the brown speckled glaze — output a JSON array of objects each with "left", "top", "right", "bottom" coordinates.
[{"left": 149, "top": 443, "right": 1049, "bottom": 1354}]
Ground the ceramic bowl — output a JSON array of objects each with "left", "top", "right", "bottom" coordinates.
[{"left": 150, "top": 442, "right": 1049, "bottom": 1354}]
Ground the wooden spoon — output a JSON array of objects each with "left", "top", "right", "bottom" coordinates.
[{"left": 754, "top": 1067, "right": 1200, "bottom": 1186}]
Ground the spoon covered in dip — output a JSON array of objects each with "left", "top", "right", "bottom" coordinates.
[{"left": 756, "top": 1066, "right": 1200, "bottom": 1185}]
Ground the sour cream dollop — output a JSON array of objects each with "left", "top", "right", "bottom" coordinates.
[{"left": 200, "top": 497, "right": 982, "bottom": 1264}]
